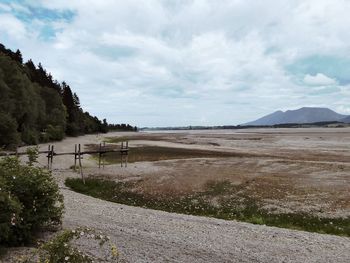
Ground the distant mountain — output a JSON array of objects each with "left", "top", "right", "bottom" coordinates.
[
  {"left": 341, "top": 116, "right": 350, "bottom": 123},
  {"left": 243, "top": 107, "right": 349, "bottom": 126}
]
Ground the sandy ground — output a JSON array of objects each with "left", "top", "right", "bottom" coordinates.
[{"left": 4, "top": 128, "right": 350, "bottom": 262}]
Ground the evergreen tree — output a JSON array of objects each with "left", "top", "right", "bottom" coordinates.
[{"left": 0, "top": 43, "right": 136, "bottom": 147}]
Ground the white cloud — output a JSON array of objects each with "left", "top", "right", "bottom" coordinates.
[
  {"left": 0, "top": 3, "right": 11, "bottom": 12},
  {"left": 9, "top": 3, "right": 31, "bottom": 14},
  {"left": 2, "top": 0, "right": 350, "bottom": 126},
  {"left": 303, "top": 73, "right": 337, "bottom": 86},
  {"left": 0, "top": 14, "right": 27, "bottom": 39}
]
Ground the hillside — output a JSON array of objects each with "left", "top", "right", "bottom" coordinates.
[
  {"left": 341, "top": 116, "right": 350, "bottom": 123},
  {"left": 244, "top": 107, "right": 348, "bottom": 126}
]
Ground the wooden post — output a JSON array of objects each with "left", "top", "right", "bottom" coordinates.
[
  {"left": 74, "top": 144, "right": 77, "bottom": 171},
  {"left": 47, "top": 144, "right": 51, "bottom": 169},
  {"left": 50, "top": 145, "right": 54, "bottom": 169},
  {"left": 102, "top": 141, "right": 105, "bottom": 169},
  {"left": 78, "top": 144, "right": 85, "bottom": 184},
  {"left": 98, "top": 143, "right": 101, "bottom": 169},
  {"left": 120, "top": 142, "right": 123, "bottom": 167},
  {"left": 125, "top": 141, "right": 128, "bottom": 167}
]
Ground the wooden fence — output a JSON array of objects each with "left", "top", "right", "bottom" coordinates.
[{"left": 0, "top": 142, "right": 129, "bottom": 184}]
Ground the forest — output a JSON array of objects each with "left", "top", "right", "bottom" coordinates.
[{"left": 0, "top": 43, "right": 136, "bottom": 149}]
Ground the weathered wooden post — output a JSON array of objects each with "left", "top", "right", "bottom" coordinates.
[
  {"left": 98, "top": 143, "right": 102, "bottom": 169},
  {"left": 46, "top": 144, "right": 54, "bottom": 170},
  {"left": 47, "top": 144, "right": 51, "bottom": 169},
  {"left": 120, "top": 142, "right": 124, "bottom": 167},
  {"left": 125, "top": 141, "right": 128, "bottom": 167},
  {"left": 74, "top": 144, "right": 77, "bottom": 171},
  {"left": 50, "top": 145, "right": 54, "bottom": 169},
  {"left": 78, "top": 144, "right": 85, "bottom": 184},
  {"left": 119, "top": 141, "right": 129, "bottom": 168},
  {"left": 102, "top": 141, "right": 106, "bottom": 169}
]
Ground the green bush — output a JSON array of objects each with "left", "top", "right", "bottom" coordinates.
[
  {"left": 46, "top": 125, "right": 65, "bottom": 141},
  {"left": 26, "top": 146, "right": 39, "bottom": 166},
  {"left": 39, "top": 132, "right": 50, "bottom": 143},
  {"left": 66, "top": 123, "right": 81, "bottom": 136},
  {"left": 0, "top": 177, "right": 22, "bottom": 244},
  {"left": 21, "top": 128, "right": 39, "bottom": 145},
  {"left": 0, "top": 157, "right": 64, "bottom": 246}
]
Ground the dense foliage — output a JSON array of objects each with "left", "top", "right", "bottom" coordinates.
[
  {"left": 0, "top": 157, "right": 64, "bottom": 246},
  {"left": 0, "top": 43, "right": 136, "bottom": 148}
]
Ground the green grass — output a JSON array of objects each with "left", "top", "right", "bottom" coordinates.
[{"left": 65, "top": 178, "right": 350, "bottom": 237}]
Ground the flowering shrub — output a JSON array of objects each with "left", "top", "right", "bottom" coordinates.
[
  {"left": 17, "top": 227, "right": 120, "bottom": 263},
  {"left": 0, "top": 157, "right": 64, "bottom": 246}
]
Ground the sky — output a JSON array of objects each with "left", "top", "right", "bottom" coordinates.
[{"left": 1, "top": 0, "right": 350, "bottom": 127}]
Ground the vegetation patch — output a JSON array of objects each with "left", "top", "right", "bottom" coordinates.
[
  {"left": 0, "top": 157, "right": 63, "bottom": 251},
  {"left": 65, "top": 178, "right": 350, "bottom": 237}
]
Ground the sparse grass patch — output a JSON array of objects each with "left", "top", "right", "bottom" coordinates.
[
  {"left": 204, "top": 180, "right": 233, "bottom": 196},
  {"left": 65, "top": 178, "right": 350, "bottom": 237}
]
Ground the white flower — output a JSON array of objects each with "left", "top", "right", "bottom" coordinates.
[
  {"left": 10, "top": 213, "right": 16, "bottom": 226},
  {"left": 80, "top": 231, "right": 85, "bottom": 236},
  {"left": 65, "top": 256, "right": 69, "bottom": 261}
]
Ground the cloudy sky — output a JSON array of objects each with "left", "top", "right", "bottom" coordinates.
[{"left": 1, "top": 0, "right": 350, "bottom": 127}]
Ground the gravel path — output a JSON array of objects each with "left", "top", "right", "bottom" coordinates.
[{"left": 60, "top": 171, "right": 350, "bottom": 263}]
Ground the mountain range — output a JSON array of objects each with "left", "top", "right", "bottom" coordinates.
[{"left": 243, "top": 107, "right": 350, "bottom": 126}]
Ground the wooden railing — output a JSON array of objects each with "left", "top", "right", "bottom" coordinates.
[{"left": 0, "top": 142, "right": 129, "bottom": 184}]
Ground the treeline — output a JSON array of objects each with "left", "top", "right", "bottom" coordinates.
[
  {"left": 108, "top": 123, "right": 137, "bottom": 131},
  {"left": 142, "top": 121, "right": 346, "bottom": 131},
  {"left": 0, "top": 43, "right": 136, "bottom": 149}
]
